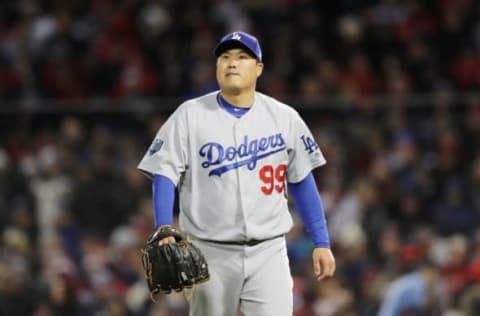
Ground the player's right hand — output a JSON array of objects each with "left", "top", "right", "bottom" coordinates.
[
  {"left": 157, "top": 225, "right": 177, "bottom": 245},
  {"left": 158, "top": 236, "right": 176, "bottom": 245}
]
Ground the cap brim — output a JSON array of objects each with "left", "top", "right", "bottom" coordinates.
[{"left": 214, "top": 41, "right": 258, "bottom": 60}]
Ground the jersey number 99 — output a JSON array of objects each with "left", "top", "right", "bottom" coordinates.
[{"left": 259, "top": 164, "right": 287, "bottom": 195}]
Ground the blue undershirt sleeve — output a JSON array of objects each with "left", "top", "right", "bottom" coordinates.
[
  {"left": 152, "top": 175, "right": 176, "bottom": 227},
  {"left": 287, "top": 173, "right": 330, "bottom": 248}
]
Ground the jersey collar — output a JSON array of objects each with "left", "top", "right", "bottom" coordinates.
[{"left": 216, "top": 93, "right": 251, "bottom": 118}]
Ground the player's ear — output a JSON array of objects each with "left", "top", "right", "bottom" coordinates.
[{"left": 256, "top": 62, "right": 264, "bottom": 77}]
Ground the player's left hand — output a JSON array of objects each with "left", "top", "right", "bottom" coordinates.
[{"left": 312, "top": 247, "right": 335, "bottom": 281}]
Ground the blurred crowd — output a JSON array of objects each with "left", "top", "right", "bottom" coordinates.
[
  {"left": 1, "top": 0, "right": 480, "bottom": 316},
  {"left": 0, "top": 0, "right": 480, "bottom": 104}
]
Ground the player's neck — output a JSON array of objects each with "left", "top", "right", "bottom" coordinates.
[{"left": 220, "top": 90, "right": 255, "bottom": 108}]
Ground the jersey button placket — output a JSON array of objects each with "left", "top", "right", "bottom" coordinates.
[{"left": 233, "top": 121, "right": 249, "bottom": 240}]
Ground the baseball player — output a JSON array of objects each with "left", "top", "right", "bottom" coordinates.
[{"left": 138, "top": 31, "right": 335, "bottom": 316}]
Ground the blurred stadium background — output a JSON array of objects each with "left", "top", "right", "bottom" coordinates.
[{"left": 1, "top": 1, "right": 480, "bottom": 315}]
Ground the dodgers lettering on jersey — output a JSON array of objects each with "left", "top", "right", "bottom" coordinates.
[
  {"left": 137, "top": 91, "right": 326, "bottom": 241},
  {"left": 199, "top": 134, "right": 286, "bottom": 176}
]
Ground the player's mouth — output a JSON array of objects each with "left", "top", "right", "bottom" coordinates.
[{"left": 225, "top": 72, "right": 240, "bottom": 77}]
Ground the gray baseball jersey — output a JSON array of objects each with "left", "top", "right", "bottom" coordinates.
[{"left": 137, "top": 91, "right": 326, "bottom": 242}]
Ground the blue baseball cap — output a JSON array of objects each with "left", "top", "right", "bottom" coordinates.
[{"left": 214, "top": 31, "right": 262, "bottom": 62}]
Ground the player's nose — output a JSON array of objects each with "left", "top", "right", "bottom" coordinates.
[{"left": 227, "top": 58, "right": 239, "bottom": 67}]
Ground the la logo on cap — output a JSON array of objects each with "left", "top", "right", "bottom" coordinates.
[{"left": 231, "top": 32, "right": 241, "bottom": 40}]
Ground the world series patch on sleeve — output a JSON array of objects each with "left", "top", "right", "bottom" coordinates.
[{"left": 141, "top": 226, "right": 210, "bottom": 299}]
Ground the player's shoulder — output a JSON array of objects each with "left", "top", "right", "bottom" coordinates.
[
  {"left": 256, "top": 92, "right": 301, "bottom": 117},
  {"left": 176, "top": 91, "right": 218, "bottom": 113}
]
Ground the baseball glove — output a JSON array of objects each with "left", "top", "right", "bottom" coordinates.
[{"left": 141, "top": 226, "right": 209, "bottom": 299}]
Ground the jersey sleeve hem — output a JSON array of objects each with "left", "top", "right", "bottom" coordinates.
[
  {"left": 288, "top": 159, "right": 326, "bottom": 184},
  {"left": 138, "top": 168, "right": 154, "bottom": 180},
  {"left": 137, "top": 166, "right": 179, "bottom": 185}
]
